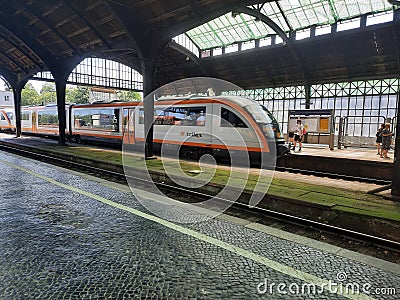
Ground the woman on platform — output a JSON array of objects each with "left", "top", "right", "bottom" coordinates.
[{"left": 381, "top": 123, "right": 393, "bottom": 159}]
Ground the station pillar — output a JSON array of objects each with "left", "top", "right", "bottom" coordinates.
[
  {"left": 391, "top": 88, "right": 400, "bottom": 198},
  {"left": 55, "top": 80, "right": 67, "bottom": 146},
  {"left": 390, "top": 10, "right": 400, "bottom": 199},
  {"left": 12, "top": 83, "right": 23, "bottom": 138},
  {"left": 305, "top": 84, "right": 311, "bottom": 109},
  {"left": 142, "top": 58, "right": 156, "bottom": 158}
]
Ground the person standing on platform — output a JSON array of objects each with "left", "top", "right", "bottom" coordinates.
[
  {"left": 376, "top": 123, "right": 384, "bottom": 157},
  {"left": 292, "top": 119, "right": 304, "bottom": 152},
  {"left": 381, "top": 123, "right": 393, "bottom": 159}
]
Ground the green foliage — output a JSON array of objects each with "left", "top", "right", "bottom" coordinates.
[
  {"left": 67, "top": 86, "right": 90, "bottom": 104},
  {"left": 117, "top": 90, "right": 142, "bottom": 102},
  {"left": 21, "top": 82, "right": 40, "bottom": 106},
  {"left": 39, "top": 83, "right": 56, "bottom": 105}
]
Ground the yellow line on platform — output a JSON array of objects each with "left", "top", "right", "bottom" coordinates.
[{"left": 0, "top": 158, "right": 376, "bottom": 300}]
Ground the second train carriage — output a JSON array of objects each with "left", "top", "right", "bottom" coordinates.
[
  {"left": 7, "top": 95, "right": 289, "bottom": 159},
  {"left": 0, "top": 108, "right": 15, "bottom": 132}
]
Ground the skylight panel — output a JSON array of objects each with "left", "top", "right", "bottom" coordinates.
[
  {"left": 333, "top": 0, "right": 392, "bottom": 20},
  {"left": 315, "top": 24, "right": 332, "bottom": 36},
  {"left": 260, "top": 2, "right": 291, "bottom": 31},
  {"left": 337, "top": 17, "right": 360, "bottom": 31},
  {"left": 259, "top": 36, "right": 272, "bottom": 47},
  {"left": 225, "top": 44, "right": 238, "bottom": 54},
  {"left": 241, "top": 40, "right": 255, "bottom": 50},
  {"left": 296, "top": 28, "right": 311, "bottom": 40},
  {"left": 366, "top": 11, "right": 393, "bottom": 26},
  {"left": 213, "top": 47, "right": 223, "bottom": 56},
  {"left": 186, "top": 0, "right": 394, "bottom": 50}
]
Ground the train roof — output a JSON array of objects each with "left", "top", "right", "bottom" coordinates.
[{"left": 155, "top": 95, "right": 259, "bottom": 107}]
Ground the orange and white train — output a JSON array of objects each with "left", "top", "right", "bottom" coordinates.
[{"left": 0, "top": 95, "right": 289, "bottom": 160}]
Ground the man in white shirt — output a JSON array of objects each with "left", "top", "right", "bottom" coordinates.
[{"left": 292, "top": 119, "right": 304, "bottom": 152}]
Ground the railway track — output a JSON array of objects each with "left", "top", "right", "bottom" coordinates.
[{"left": 0, "top": 142, "right": 399, "bottom": 262}]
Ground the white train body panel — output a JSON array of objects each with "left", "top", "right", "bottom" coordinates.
[{"left": 11, "top": 96, "right": 286, "bottom": 157}]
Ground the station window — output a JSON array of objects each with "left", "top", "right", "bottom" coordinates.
[
  {"left": 139, "top": 106, "right": 206, "bottom": 126},
  {"left": 220, "top": 107, "right": 247, "bottom": 128}
]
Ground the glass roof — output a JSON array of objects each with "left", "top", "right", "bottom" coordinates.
[{"left": 186, "top": 0, "right": 396, "bottom": 50}]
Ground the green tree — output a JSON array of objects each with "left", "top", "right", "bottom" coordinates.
[
  {"left": 66, "top": 85, "right": 90, "bottom": 104},
  {"left": 117, "top": 90, "right": 142, "bottom": 102},
  {"left": 39, "top": 83, "right": 56, "bottom": 105},
  {"left": 21, "top": 82, "right": 40, "bottom": 106}
]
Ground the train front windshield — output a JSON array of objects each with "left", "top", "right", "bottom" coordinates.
[{"left": 244, "top": 104, "right": 283, "bottom": 140}]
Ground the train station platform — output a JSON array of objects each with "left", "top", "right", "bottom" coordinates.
[
  {"left": 0, "top": 150, "right": 398, "bottom": 299},
  {"left": 0, "top": 133, "right": 399, "bottom": 243},
  {"left": 278, "top": 144, "right": 393, "bottom": 182}
]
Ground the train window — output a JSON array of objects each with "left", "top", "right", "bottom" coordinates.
[
  {"left": 38, "top": 110, "right": 58, "bottom": 126},
  {"left": 168, "top": 106, "right": 206, "bottom": 126},
  {"left": 6, "top": 112, "right": 13, "bottom": 120},
  {"left": 139, "top": 106, "right": 206, "bottom": 126},
  {"left": 245, "top": 104, "right": 273, "bottom": 124},
  {"left": 1, "top": 114, "right": 5, "bottom": 121},
  {"left": 74, "top": 108, "right": 120, "bottom": 132},
  {"left": 21, "top": 112, "right": 31, "bottom": 121},
  {"left": 123, "top": 109, "right": 129, "bottom": 130},
  {"left": 220, "top": 107, "right": 247, "bottom": 128},
  {"left": 74, "top": 109, "right": 95, "bottom": 130}
]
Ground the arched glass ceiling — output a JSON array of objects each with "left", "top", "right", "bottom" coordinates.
[{"left": 186, "top": 0, "right": 396, "bottom": 50}]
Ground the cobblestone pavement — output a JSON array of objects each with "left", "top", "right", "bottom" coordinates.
[{"left": 0, "top": 151, "right": 398, "bottom": 299}]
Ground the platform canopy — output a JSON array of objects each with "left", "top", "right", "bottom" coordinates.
[{"left": 186, "top": 0, "right": 394, "bottom": 50}]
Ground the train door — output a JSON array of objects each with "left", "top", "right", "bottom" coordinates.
[
  {"left": 123, "top": 108, "right": 135, "bottom": 145},
  {"left": 32, "top": 111, "right": 37, "bottom": 133}
]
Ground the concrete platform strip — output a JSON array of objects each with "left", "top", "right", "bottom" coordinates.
[{"left": 0, "top": 158, "right": 382, "bottom": 300}]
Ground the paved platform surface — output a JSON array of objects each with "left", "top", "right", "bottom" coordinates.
[{"left": 0, "top": 150, "right": 398, "bottom": 299}]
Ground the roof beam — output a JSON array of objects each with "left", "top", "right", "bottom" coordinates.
[
  {"left": 61, "top": 0, "right": 111, "bottom": 49},
  {"left": 167, "top": 40, "right": 207, "bottom": 75},
  {"left": 20, "top": 3, "right": 79, "bottom": 55},
  {"left": 0, "top": 10, "right": 59, "bottom": 71},
  {"left": 0, "top": 49, "right": 26, "bottom": 71},
  {"left": 275, "top": 1, "right": 293, "bottom": 32},
  {"left": 0, "top": 65, "right": 18, "bottom": 87},
  {"left": 0, "top": 34, "right": 43, "bottom": 69},
  {"left": 0, "top": 8, "right": 81, "bottom": 81},
  {"left": 103, "top": 0, "right": 145, "bottom": 60}
]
